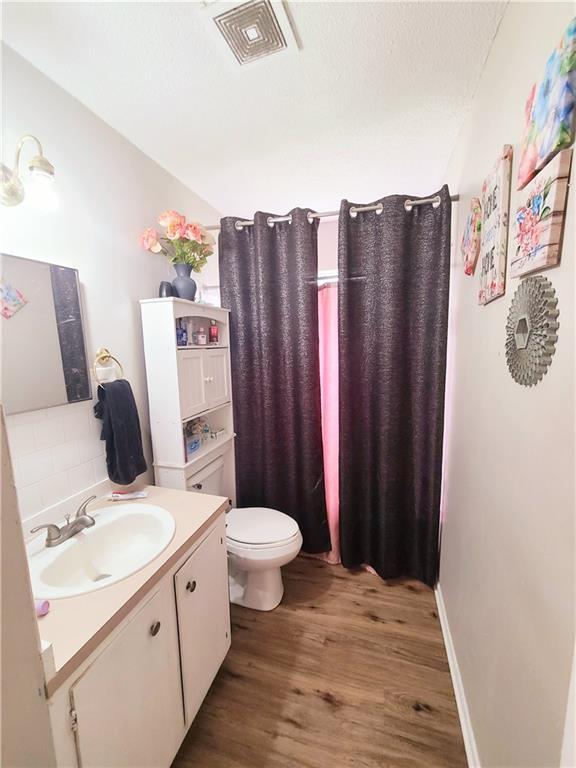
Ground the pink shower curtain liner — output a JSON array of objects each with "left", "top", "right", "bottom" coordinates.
[{"left": 318, "top": 283, "right": 341, "bottom": 564}]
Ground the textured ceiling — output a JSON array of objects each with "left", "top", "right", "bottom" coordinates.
[{"left": 2, "top": 1, "right": 505, "bottom": 219}]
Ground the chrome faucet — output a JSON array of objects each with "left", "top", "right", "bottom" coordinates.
[{"left": 31, "top": 495, "right": 97, "bottom": 548}]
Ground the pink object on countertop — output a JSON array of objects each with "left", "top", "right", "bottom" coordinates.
[{"left": 35, "top": 599, "right": 50, "bottom": 618}]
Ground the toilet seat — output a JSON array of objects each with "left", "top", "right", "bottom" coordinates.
[{"left": 226, "top": 507, "right": 299, "bottom": 546}]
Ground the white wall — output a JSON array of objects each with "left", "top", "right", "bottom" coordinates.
[
  {"left": 440, "top": 4, "right": 575, "bottom": 767},
  {"left": 0, "top": 46, "right": 222, "bottom": 522}
]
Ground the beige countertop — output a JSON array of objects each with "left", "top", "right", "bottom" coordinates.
[{"left": 37, "top": 485, "right": 228, "bottom": 697}]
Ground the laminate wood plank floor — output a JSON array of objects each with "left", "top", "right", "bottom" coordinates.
[{"left": 173, "top": 556, "right": 466, "bottom": 768}]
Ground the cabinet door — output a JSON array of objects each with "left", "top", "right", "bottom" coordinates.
[
  {"left": 175, "top": 517, "right": 231, "bottom": 725},
  {"left": 70, "top": 581, "right": 183, "bottom": 768},
  {"left": 204, "top": 349, "right": 230, "bottom": 410},
  {"left": 178, "top": 349, "right": 207, "bottom": 419}
]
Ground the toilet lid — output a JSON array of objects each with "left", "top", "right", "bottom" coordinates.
[{"left": 226, "top": 507, "right": 300, "bottom": 545}]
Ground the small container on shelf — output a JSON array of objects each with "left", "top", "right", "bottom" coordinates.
[
  {"left": 176, "top": 319, "right": 188, "bottom": 347},
  {"left": 196, "top": 326, "right": 207, "bottom": 345},
  {"left": 209, "top": 320, "right": 219, "bottom": 345}
]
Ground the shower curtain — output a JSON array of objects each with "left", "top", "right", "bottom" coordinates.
[
  {"left": 318, "top": 283, "right": 340, "bottom": 564},
  {"left": 219, "top": 209, "right": 331, "bottom": 554},
  {"left": 338, "top": 186, "right": 451, "bottom": 586}
]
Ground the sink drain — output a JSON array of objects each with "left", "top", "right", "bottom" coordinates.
[{"left": 92, "top": 573, "right": 112, "bottom": 582}]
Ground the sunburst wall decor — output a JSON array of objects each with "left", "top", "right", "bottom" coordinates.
[{"left": 505, "top": 276, "right": 559, "bottom": 386}]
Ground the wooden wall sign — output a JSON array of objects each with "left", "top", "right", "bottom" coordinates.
[
  {"left": 511, "top": 148, "right": 572, "bottom": 278},
  {"left": 479, "top": 145, "right": 513, "bottom": 305},
  {"left": 462, "top": 197, "right": 482, "bottom": 276}
]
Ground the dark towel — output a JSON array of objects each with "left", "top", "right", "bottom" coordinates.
[{"left": 93, "top": 380, "right": 147, "bottom": 485}]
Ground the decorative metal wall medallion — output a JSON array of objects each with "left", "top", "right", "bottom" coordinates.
[{"left": 505, "top": 276, "right": 559, "bottom": 386}]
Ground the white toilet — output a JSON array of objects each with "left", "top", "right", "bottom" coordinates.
[{"left": 226, "top": 507, "right": 303, "bottom": 611}]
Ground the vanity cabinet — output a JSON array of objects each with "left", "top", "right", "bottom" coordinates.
[
  {"left": 49, "top": 513, "right": 231, "bottom": 768},
  {"left": 175, "top": 522, "right": 231, "bottom": 724},
  {"left": 69, "top": 580, "right": 183, "bottom": 768}
]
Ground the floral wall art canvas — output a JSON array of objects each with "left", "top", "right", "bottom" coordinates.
[
  {"left": 479, "top": 145, "right": 512, "bottom": 305},
  {"left": 461, "top": 197, "right": 482, "bottom": 275},
  {"left": 511, "top": 148, "right": 572, "bottom": 278},
  {"left": 517, "top": 17, "right": 576, "bottom": 190}
]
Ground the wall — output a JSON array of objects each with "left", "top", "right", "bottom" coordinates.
[
  {"left": 440, "top": 4, "right": 575, "bottom": 767},
  {"left": 0, "top": 47, "right": 222, "bottom": 523}
]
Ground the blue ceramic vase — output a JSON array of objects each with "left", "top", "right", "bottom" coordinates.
[{"left": 171, "top": 263, "right": 197, "bottom": 302}]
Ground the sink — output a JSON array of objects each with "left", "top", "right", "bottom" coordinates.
[{"left": 27, "top": 503, "right": 176, "bottom": 599}]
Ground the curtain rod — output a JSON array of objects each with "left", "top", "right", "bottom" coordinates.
[{"left": 204, "top": 193, "right": 459, "bottom": 231}]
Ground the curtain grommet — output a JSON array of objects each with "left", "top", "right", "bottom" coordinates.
[
  {"left": 349, "top": 207, "right": 358, "bottom": 219},
  {"left": 267, "top": 216, "right": 275, "bottom": 228},
  {"left": 404, "top": 200, "right": 414, "bottom": 212},
  {"left": 307, "top": 211, "right": 314, "bottom": 224},
  {"left": 375, "top": 203, "right": 383, "bottom": 215},
  {"left": 234, "top": 220, "right": 244, "bottom": 231},
  {"left": 432, "top": 196, "right": 441, "bottom": 209}
]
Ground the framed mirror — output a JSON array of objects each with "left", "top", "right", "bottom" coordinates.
[{"left": 1, "top": 253, "right": 91, "bottom": 414}]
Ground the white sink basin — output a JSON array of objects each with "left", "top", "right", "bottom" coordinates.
[{"left": 27, "top": 503, "right": 176, "bottom": 599}]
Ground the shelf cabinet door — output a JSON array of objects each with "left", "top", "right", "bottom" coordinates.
[
  {"left": 175, "top": 517, "right": 231, "bottom": 725},
  {"left": 204, "top": 349, "right": 230, "bottom": 410},
  {"left": 178, "top": 349, "right": 207, "bottom": 419},
  {"left": 70, "top": 580, "right": 183, "bottom": 768}
]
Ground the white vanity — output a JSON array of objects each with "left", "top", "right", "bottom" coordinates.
[{"left": 34, "top": 486, "right": 230, "bottom": 768}]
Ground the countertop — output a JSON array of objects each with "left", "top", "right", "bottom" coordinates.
[{"left": 36, "top": 485, "right": 228, "bottom": 697}]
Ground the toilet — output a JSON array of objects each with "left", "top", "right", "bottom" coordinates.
[{"left": 225, "top": 507, "right": 303, "bottom": 611}]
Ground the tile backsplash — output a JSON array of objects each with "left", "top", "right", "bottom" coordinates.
[{"left": 7, "top": 398, "right": 107, "bottom": 521}]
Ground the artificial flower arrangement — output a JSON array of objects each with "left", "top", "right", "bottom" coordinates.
[{"left": 140, "top": 210, "right": 215, "bottom": 272}]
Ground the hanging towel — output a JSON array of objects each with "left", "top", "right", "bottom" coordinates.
[{"left": 94, "top": 380, "right": 147, "bottom": 485}]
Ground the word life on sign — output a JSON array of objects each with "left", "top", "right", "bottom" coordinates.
[{"left": 478, "top": 145, "right": 512, "bottom": 305}]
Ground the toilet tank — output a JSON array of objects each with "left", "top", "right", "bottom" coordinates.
[{"left": 186, "top": 456, "right": 225, "bottom": 496}]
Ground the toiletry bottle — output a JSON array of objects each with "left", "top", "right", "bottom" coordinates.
[
  {"left": 197, "top": 326, "right": 207, "bottom": 345},
  {"left": 209, "top": 320, "right": 219, "bottom": 344},
  {"left": 176, "top": 319, "right": 187, "bottom": 347}
]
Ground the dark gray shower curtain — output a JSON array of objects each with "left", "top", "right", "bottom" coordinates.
[
  {"left": 338, "top": 186, "right": 451, "bottom": 586},
  {"left": 219, "top": 209, "right": 331, "bottom": 553}
]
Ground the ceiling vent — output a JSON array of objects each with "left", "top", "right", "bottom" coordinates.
[{"left": 204, "top": 0, "right": 298, "bottom": 66}]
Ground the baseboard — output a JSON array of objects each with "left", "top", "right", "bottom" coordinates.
[{"left": 435, "top": 584, "right": 481, "bottom": 768}]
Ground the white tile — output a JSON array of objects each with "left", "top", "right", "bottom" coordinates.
[
  {"left": 18, "top": 449, "right": 54, "bottom": 485},
  {"left": 34, "top": 417, "right": 65, "bottom": 451},
  {"left": 8, "top": 409, "right": 47, "bottom": 427},
  {"left": 62, "top": 409, "right": 90, "bottom": 441},
  {"left": 7, "top": 423, "right": 36, "bottom": 457},
  {"left": 91, "top": 454, "right": 108, "bottom": 482},
  {"left": 52, "top": 440, "right": 79, "bottom": 472},
  {"left": 77, "top": 435, "right": 104, "bottom": 463},
  {"left": 16, "top": 483, "right": 43, "bottom": 520},
  {"left": 67, "top": 462, "right": 95, "bottom": 496},
  {"left": 39, "top": 472, "right": 70, "bottom": 509}
]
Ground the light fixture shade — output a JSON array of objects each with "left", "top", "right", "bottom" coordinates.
[
  {"left": 0, "top": 163, "right": 25, "bottom": 206},
  {"left": 29, "top": 154, "right": 55, "bottom": 178},
  {"left": 1, "top": 136, "right": 55, "bottom": 206}
]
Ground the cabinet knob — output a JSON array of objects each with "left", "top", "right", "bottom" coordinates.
[
  {"left": 150, "top": 621, "right": 161, "bottom": 637},
  {"left": 186, "top": 580, "right": 197, "bottom": 593},
  {"left": 193, "top": 483, "right": 203, "bottom": 490}
]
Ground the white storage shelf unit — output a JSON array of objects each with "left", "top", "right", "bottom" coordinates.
[{"left": 140, "top": 298, "right": 236, "bottom": 504}]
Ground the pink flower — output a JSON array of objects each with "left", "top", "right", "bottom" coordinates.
[
  {"left": 158, "top": 210, "right": 185, "bottom": 229},
  {"left": 140, "top": 227, "right": 162, "bottom": 253},
  {"left": 184, "top": 222, "right": 203, "bottom": 243},
  {"left": 165, "top": 221, "right": 187, "bottom": 240},
  {"left": 517, "top": 143, "right": 538, "bottom": 189}
]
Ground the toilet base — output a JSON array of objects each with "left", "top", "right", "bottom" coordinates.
[{"left": 228, "top": 563, "right": 284, "bottom": 611}]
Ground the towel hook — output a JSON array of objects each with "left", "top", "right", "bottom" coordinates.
[{"left": 93, "top": 347, "right": 124, "bottom": 385}]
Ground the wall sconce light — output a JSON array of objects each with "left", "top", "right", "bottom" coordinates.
[{"left": 0, "top": 135, "right": 55, "bottom": 207}]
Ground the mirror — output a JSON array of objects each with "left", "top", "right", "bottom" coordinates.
[{"left": 1, "top": 254, "right": 91, "bottom": 415}]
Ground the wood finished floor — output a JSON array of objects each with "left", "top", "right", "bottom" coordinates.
[{"left": 172, "top": 556, "right": 466, "bottom": 768}]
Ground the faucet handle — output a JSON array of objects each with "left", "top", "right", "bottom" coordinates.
[
  {"left": 30, "top": 523, "right": 62, "bottom": 545},
  {"left": 76, "top": 494, "right": 97, "bottom": 520}
]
